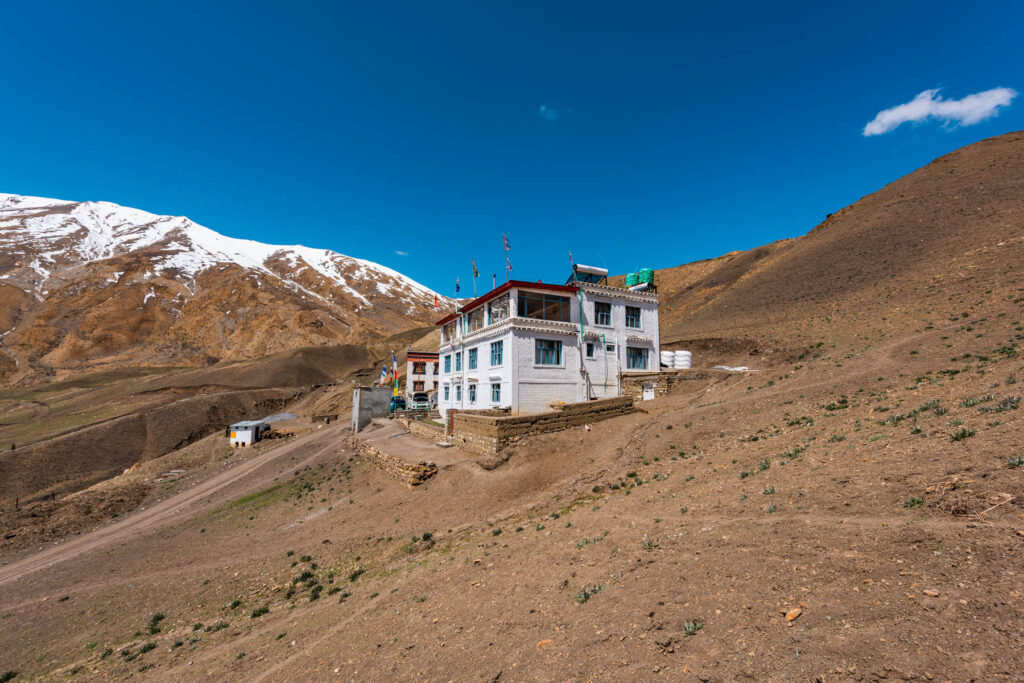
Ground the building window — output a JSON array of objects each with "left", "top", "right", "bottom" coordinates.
[
  {"left": 606, "top": 343, "right": 616, "bottom": 353},
  {"left": 444, "top": 385, "right": 450, "bottom": 400},
  {"left": 432, "top": 362, "right": 439, "bottom": 374},
  {"left": 444, "top": 355, "right": 451, "bottom": 373},
  {"left": 491, "top": 383, "right": 501, "bottom": 402},
  {"left": 518, "top": 292, "right": 570, "bottom": 322},
  {"left": 535, "top": 339, "right": 562, "bottom": 365},
  {"left": 490, "top": 341, "right": 503, "bottom": 366},
  {"left": 433, "top": 380, "right": 438, "bottom": 389},
  {"left": 468, "top": 348, "right": 478, "bottom": 370},
  {"left": 466, "top": 307, "right": 485, "bottom": 333},
  {"left": 586, "top": 342, "right": 595, "bottom": 358},
  {"left": 594, "top": 301, "right": 611, "bottom": 326},
  {"left": 413, "top": 381, "right": 424, "bottom": 392},
  {"left": 456, "top": 385, "right": 462, "bottom": 401},
  {"left": 412, "top": 362, "right": 426, "bottom": 374},
  {"left": 455, "top": 351, "right": 462, "bottom": 372},
  {"left": 468, "top": 383, "right": 477, "bottom": 403},
  {"left": 627, "top": 347, "right": 649, "bottom": 370},
  {"left": 625, "top": 306, "right": 641, "bottom": 328}
]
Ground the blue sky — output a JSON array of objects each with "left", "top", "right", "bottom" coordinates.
[{"left": 2, "top": 1, "right": 1022, "bottom": 295}]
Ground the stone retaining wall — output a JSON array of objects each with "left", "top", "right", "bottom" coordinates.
[
  {"left": 620, "top": 370, "right": 710, "bottom": 402},
  {"left": 450, "top": 396, "right": 635, "bottom": 456},
  {"left": 408, "top": 420, "right": 445, "bottom": 441},
  {"left": 350, "top": 439, "right": 437, "bottom": 487}
]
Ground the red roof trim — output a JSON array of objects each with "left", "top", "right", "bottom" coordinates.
[
  {"left": 407, "top": 351, "right": 439, "bottom": 359},
  {"left": 434, "top": 280, "right": 579, "bottom": 326}
]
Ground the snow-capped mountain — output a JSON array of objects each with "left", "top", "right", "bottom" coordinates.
[{"left": 0, "top": 192, "right": 451, "bottom": 383}]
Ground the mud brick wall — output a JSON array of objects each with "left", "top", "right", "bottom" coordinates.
[
  {"left": 408, "top": 420, "right": 444, "bottom": 441},
  {"left": 620, "top": 371, "right": 709, "bottom": 402},
  {"left": 351, "top": 440, "right": 437, "bottom": 486},
  {"left": 450, "top": 396, "right": 635, "bottom": 456}
]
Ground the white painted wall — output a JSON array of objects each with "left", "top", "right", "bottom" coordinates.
[{"left": 437, "top": 283, "right": 660, "bottom": 419}]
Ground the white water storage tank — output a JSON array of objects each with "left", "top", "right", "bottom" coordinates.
[{"left": 674, "top": 350, "right": 692, "bottom": 369}]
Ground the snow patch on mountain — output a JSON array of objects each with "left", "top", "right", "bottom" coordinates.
[{"left": 0, "top": 192, "right": 447, "bottom": 309}]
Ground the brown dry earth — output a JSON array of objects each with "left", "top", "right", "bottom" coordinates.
[{"left": 0, "top": 132, "right": 1022, "bottom": 681}]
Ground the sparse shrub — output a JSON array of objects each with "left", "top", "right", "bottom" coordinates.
[
  {"left": 251, "top": 605, "right": 270, "bottom": 618},
  {"left": 1008, "top": 455, "right": 1024, "bottom": 469},
  {"left": 348, "top": 567, "right": 365, "bottom": 582},
  {"left": 491, "top": 528, "right": 502, "bottom": 536},
  {"left": 229, "top": 599, "right": 242, "bottom": 610},
  {"left": 641, "top": 537, "right": 659, "bottom": 550},
  {"left": 575, "top": 585, "right": 603, "bottom": 604},
  {"left": 683, "top": 620, "right": 703, "bottom": 636},
  {"left": 286, "top": 550, "right": 294, "bottom": 557},
  {"left": 192, "top": 623, "right": 203, "bottom": 631},
  {"left": 758, "top": 459, "right": 771, "bottom": 471},
  {"left": 904, "top": 496, "right": 924, "bottom": 509},
  {"left": 827, "top": 434, "right": 845, "bottom": 443},
  {"left": 950, "top": 427, "right": 976, "bottom": 441},
  {"left": 763, "top": 486, "right": 775, "bottom": 495},
  {"left": 910, "top": 425, "right": 922, "bottom": 434},
  {"left": 739, "top": 469, "right": 754, "bottom": 479},
  {"left": 765, "top": 503, "right": 777, "bottom": 514},
  {"left": 299, "top": 555, "right": 312, "bottom": 562},
  {"left": 147, "top": 612, "right": 166, "bottom": 635},
  {"left": 680, "top": 506, "right": 688, "bottom": 514},
  {"left": 138, "top": 642, "right": 157, "bottom": 654}
]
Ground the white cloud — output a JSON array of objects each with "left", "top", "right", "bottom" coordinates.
[
  {"left": 394, "top": 250, "right": 408, "bottom": 256},
  {"left": 863, "top": 87, "right": 1016, "bottom": 136}
]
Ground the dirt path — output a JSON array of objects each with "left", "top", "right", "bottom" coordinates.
[{"left": 0, "top": 423, "right": 345, "bottom": 587}]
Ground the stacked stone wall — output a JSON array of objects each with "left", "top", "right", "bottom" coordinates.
[
  {"left": 350, "top": 439, "right": 437, "bottom": 487},
  {"left": 449, "top": 396, "right": 635, "bottom": 456},
  {"left": 408, "top": 420, "right": 444, "bottom": 441}
]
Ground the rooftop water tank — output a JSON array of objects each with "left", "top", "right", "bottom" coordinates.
[
  {"left": 638, "top": 268, "right": 655, "bottom": 285},
  {"left": 624, "top": 272, "right": 639, "bottom": 287}
]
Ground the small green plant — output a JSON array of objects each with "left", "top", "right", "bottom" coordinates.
[
  {"left": 147, "top": 612, "right": 166, "bottom": 635},
  {"left": 1007, "top": 455, "right": 1024, "bottom": 469},
  {"left": 827, "top": 434, "right": 845, "bottom": 443},
  {"left": 680, "top": 506, "right": 688, "bottom": 514},
  {"left": 739, "top": 469, "right": 754, "bottom": 479},
  {"left": 251, "top": 605, "right": 270, "bottom": 618},
  {"left": 763, "top": 486, "right": 775, "bottom": 495},
  {"left": 299, "top": 555, "right": 312, "bottom": 562},
  {"left": 348, "top": 567, "right": 365, "bottom": 582},
  {"left": 765, "top": 503, "right": 777, "bottom": 514},
  {"left": 641, "top": 536, "right": 660, "bottom": 550},
  {"left": 491, "top": 527, "right": 502, "bottom": 536},
  {"left": 910, "top": 425, "right": 922, "bottom": 434},
  {"left": 950, "top": 427, "right": 976, "bottom": 441},
  {"left": 575, "top": 584, "right": 604, "bottom": 604},
  {"left": 1, "top": 672, "right": 17, "bottom": 683},
  {"left": 138, "top": 642, "right": 157, "bottom": 654},
  {"left": 228, "top": 599, "right": 242, "bottom": 610},
  {"left": 683, "top": 620, "right": 703, "bottom": 636},
  {"left": 758, "top": 459, "right": 771, "bottom": 471},
  {"left": 286, "top": 550, "right": 294, "bottom": 557},
  {"left": 904, "top": 496, "right": 924, "bottom": 509}
]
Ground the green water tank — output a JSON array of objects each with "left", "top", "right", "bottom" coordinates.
[
  {"left": 638, "top": 268, "right": 655, "bottom": 284},
  {"left": 625, "top": 272, "right": 639, "bottom": 287}
]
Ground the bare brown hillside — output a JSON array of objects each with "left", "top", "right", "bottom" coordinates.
[
  {"left": 1, "top": 133, "right": 1022, "bottom": 681},
  {"left": 646, "top": 130, "right": 1024, "bottom": 363}
]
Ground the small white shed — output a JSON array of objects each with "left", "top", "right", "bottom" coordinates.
[{"left": 229, "top": 420, "right": 270, "bottom": 447}]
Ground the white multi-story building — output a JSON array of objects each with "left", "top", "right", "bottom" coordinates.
[
  {"left": 405, "top": 351, "right": 439, "bottom": 397},
  {"left": 436, "top": 278, "right": 659, "bottom": 419}
]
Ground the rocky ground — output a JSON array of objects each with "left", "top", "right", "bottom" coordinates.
[{"left": 1, "top": 132, "right": 1022, "bottom": 680}]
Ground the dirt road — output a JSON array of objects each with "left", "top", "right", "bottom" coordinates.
[{"left": 0, "top": 423, "right": 345, "bottom": 587}]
